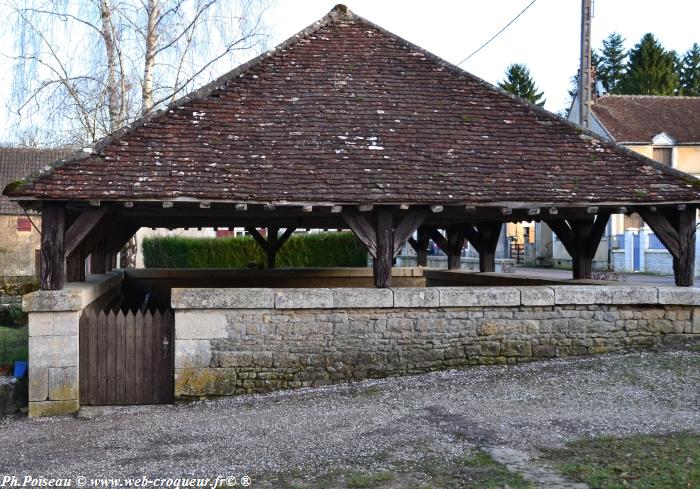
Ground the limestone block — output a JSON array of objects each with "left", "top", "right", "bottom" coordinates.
[
  {"left": 175, "top": 368, "right": 237, "bottom": 397},
  {"left": 29, "top": 335, "right": 78, "bottom": 368},
  {"left": 439, "top": 287, "right": 520, "bottom": 307},
  {"left": 658, "top": 287, "right": 700, "bottom": 305},
  {"left": 29, "top": 311, "right": 80, "bottom": 337},
  {"left": 174, "top": 339, "right": 212, "bottom": 368},
  {"left": 392, "top": 288, "right": 439, "bottom": 307},
  {"left": 274, "top": 289, "right": 334, "bottom": 309},
  {"left": 693, "top": 308, "right": 700, "bottom": 334},
  {"left": 552, "top": 286, "right": 614, "bottom": 305},
  {"left": 500, "top": 340, "right": 532, "bottom": 357},
  {"left": 28, "top": 367, "right": 48, "bottom": 402},
  {"left": 216, "top": 351, "right": 254, "bottom": 368},
  {"left": 28, "top": 400, "right": 79, "bottom": 417},
  {"left": 48, "top": 367, "right": 78, "bottom": 401},
  {"left": 332, "top": 288, "right": 393, "bottom": 308},
  {"left": 171, "top": 288, "right": 274, "bottom": 309},
  {"left": 519, "top": 287, "right": 555, "bottom": 306},
  {"left": 610, "top": 286, "right": 658, "bottom": 304},
  {"left": 23, "top": 290, "right": 83, "bottom": 312},
  {"left": 176, "top": 311, "right": 229, "bottom": 339}
]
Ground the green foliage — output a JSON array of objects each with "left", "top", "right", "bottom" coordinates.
[
  {"left": 545, "top": 433, "right": 700, "bottom": 488},
  {"left": 620, "top": 33, "right": 679, "bottom": 95},
  {"left": 0, "top": 281, "right": 40, "bottom": 296},
  {"left": 0, "top": 326, "right": 28, "bottom": 366},
  {"left": 142, "top": 232, "right": 367, "bottom": 268},
  {"left": 498, "top": 63, "right": 545, "bottom": 107},
  {"left": 598, "top": 33, "right": 627, "bottom": 94},
  {"left": 679, "top": 43, "right": 700, "bottom": 96},
  {"left": 0, "top": 307, "right": 28, "bottom": 327}
]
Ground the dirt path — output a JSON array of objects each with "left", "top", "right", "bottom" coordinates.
[{"left": 0, "top": 350, "right": 698, "bottom": 484}]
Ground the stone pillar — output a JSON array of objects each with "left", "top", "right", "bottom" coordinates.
[
  {"left": 28, "top": 311, "right": 80, "bottom": 416},
  {"left": 639, "top": 226, "right": 649, "bottom": 273},
  {"left": 623, "top": 228, "right": 637, "bottom": 273},
  {"left": 23, "top": 271, "right": 124, "bottom": 416}
]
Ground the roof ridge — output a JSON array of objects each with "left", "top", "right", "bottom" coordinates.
[{"left": 596, "top": 94, "right": 700, "bottom": 100}]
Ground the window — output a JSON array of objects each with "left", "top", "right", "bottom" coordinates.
[
  {"left": 16, "top": 217, "right": 32, "bottom": 232},
  {"left": 652, "top": 147, "right": 672, "bottom": 166}
]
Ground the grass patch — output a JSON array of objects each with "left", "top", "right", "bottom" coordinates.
[
  {"left": 543, "top": 432, "right": 700, "bottom": 488},
  {"left": 0, "top": 325, "right": 28, "bottom": 366}
]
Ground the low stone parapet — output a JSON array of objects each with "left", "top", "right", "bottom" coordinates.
[{"left": 172, "top": 285, "right": 700, "bottom": 399}]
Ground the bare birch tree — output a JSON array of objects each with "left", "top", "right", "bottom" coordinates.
[{"left": 6, "top": 0, "right": 272, "bottom": 265}]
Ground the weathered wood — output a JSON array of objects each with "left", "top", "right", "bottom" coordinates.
[
  {"left": 88, "top": 310, "right": 98, "bottom": 406},
  {"left": 408, "top": 228, "right": 430, "bottom": 266},
  {"left": 373, "top": 207, "right": 393, "bottom": 288},
  {"left": 427, "top": 228, "right": 448, "bottom": 254},
  {"left": 90, "top": 240, "right": 107, "bottom": 274},
  {"left": 152, "top": 310, "right": 162, "bottom": 404},
  {"left": 547, "top": 214, "right": 610, "bottom": 280},
  {"left": 79, "top": 312, "right": 89, "bottom": 405},
  {"left": 106, "top": 311, "right": 117, "bottom": 405},
  {"left": 143, "top": 311, "right": 153, "bottom": 404},
  {"left": 476, "top": 222, "right": 502, "bottom": 272},
  {"left": 40, "top": 203, "right": 65, "bottom": 290},
  {"left": 638, "top": 208, "right": 680, "bottom": 258},
  {"left": 245, "top": 226, "right": 296, "bottom": 268},
  {"left": 64, "top": 208, "right": 107, "bottom": 258},
  {"left": 462, "top": 225, "right": 482, "bottom": 254},
  {"left": 162, "top": 310, "right": 174, "bottom": 403},
  {"left": 641, "top": 207, "right": 696, "bottom": 286},
  {"left": 446, "top": 228, "right": 465, "bottom": 270},
  {"left": 66, "top": 251, "right": 85, "bottom": 282},
  {"left": 125, "top": 311, "right": 135, "bottom": 404},
  {"left": 134, "top": 311, "right": 144, "bottom": 404},
  {"left": 97, "top": 311, "right": 107, "bottom": 405},
  {"left": 341, "top": 208, "right": 377, "bottom": 259},
  {"left": 116, "top": 311, "right": 126, "bottom": 405},
  {"left": 392, "top": 208, "right": 429, "bottom": 257}
]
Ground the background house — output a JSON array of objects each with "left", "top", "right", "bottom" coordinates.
[
  {"left": 551, "top": 95, "right": 700, "bottom": 274},
  {"left": 0, "top": 147, "right": 70, "bottom": 281}
]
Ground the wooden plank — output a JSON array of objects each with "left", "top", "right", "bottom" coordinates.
[
  {"left": 116, "top": 311, "right": 126, "bottom": 405},
  {"left": 162, "top": 310, "right": 174, "bottom": 403},
  {"left": 143, "top": 311, "right": 153, "bottom": 404},
  {"left": 392, "top": 208, "right": 428, "bottom": 257},
  {"left": 64, "top": 208, "right": 107, "bottom": 257},
  {"left": 97, "top": 311, "right": 108, "bottom": 405},
  {"left": 40, "top": 203, "right": 65, "bottom": 290},
  {"left": 341, "top": 208, "right": 377, "bottom": 259},
  {"left": 152, "top": 310, "right": 162, "bottom": 404},
  {"left": 79, "top": 311, "right": 88, "bottom": 405},
  {"left": 106, "top": 311, "right": 117, "bottom": 404},
  {"left": 125, "top": 311, "right": 135, "bottom": 405},
  {"left": 134, "top": 310, "right": 144, "bottom": 404},
  {"left": 373, "top": 207, "right": 393, "bottom": 288},
  {"left": 88, "top": 310, "right": 98, "bottom": 406}
]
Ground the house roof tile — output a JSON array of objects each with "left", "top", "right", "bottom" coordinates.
[{"left": 5, "top": 6, "right": 700, "bottom": 206}]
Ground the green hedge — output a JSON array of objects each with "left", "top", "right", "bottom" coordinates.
[{"left": 142, "top": 231, "right": 368, "bottom": 268}]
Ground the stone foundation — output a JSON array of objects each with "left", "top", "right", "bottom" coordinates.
[{"left": 172, "top": 285, "right": 700, "bottom": 398}]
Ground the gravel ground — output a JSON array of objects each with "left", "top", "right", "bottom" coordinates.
[{"left": 0, "top": 350, "right": 698, "bottom": 481}]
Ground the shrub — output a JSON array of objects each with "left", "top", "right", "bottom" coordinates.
[{"left": 142, "top": 231, "right": 367, "bottom": 268}]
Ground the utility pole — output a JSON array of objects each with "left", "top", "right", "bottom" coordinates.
[{"left": 578, "top": 0, "right": 592, "bottom": 128}]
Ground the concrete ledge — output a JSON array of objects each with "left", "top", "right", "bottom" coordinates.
[
  {"left": 275, "top": 289, "right": 334, "bottom": 309},
  {"left": 332, "top": 288, "right": 394, "bottom": 308},
  {"left": 518, "top": 287, "right": 555, "bottom": 306},
  {"left": 439, "top": 287, "right": 521, "bottom": 307},
  {"left": 393, "top": 288, "right": 440, "bottom": 307},
  {"left": 23, "top": 272, "right": 123, "bottom": 312},
  {"left": 172, "top": 288, "right": 274, "bottom": 309},
  {"left": 658, "top": 287, "right": 700, "bottom": 305},
  {"left": 552, "top": 286, "right": 614, "bottom": 305}
]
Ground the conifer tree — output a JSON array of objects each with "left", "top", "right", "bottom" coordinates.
[
  {"left": 597, "top": 33, "right": 627, "bottom": 93},
  {"left": 619, "top": 33, "right": 679, "bottom": 95},
  {"left": 498, "top": 64, "right": 545, "bottom": 106},
  {"left": 679, "top": 43, "right": 700, "bottom": 96}
]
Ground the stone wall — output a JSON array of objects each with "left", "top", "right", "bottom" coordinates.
[
  {"left": 0, "top": 215, "right": 40, "bottom": 278},
  {"left": 23, "top": 272, "right": 123, "bottom": 416},
  {"left": 172, "top": 285, "right": 700, "bottom": 399}
]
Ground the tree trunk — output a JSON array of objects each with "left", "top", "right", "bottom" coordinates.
[
  {"left": 142, "top": 0, "right": 159, "bottom": 114},
  {"left": 100, "top": 0, "right": 121, "bottom": 131}
]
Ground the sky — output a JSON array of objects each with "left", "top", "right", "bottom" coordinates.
[{"left": 1, "top": 0, "right": 699, "bottom": 141}]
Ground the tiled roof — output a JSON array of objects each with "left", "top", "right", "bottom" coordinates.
[
  {"left": 0, "top": 147, "right": 73, "bottom": 214},
  {"left": 5, "top": 6, "right": 700, "bottom": 206},
  {"left": 592, "top": 95, "right": 700, "bottom": 144}
]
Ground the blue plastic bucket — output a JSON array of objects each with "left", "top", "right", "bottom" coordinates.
[{"left": 13, "top": 361, "right": 27, "bottom": 379}]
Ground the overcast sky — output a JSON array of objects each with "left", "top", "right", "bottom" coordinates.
[{"left": 1, "top": 0, "right": 698, "bottom": 142}]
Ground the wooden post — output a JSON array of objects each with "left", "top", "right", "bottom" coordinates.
[
  {"left": 408, "top": 228, "right": 430, "bottom": 266},
  {"left": 373, "top": 207, "right": 393, "bottom": 288},
  {"left": 91, "top": 239, "right": 107, "bottom": 274},
  {"left": 446, "top": 228, "right": 465, "bottom": 270},
  {"left": 639, "top": 206, "right": 696, "bottom": 286},
  {"left": 476, "top": 222, "right": 502, "bottom": 272},
  {"left": 40, "top": 202, "right": 65, "bottom": 290},
  {"left": 266, "top": 227, "right": 279, "bottom": 269},
  {"left": 548, "top": 214, "right": 609, "bottom": 280},
  {"left": 246, "top": 227, "right": 296, "bottom": 269},
  {"left": 66, "top": 250, "right": 85, "bottom": 282}
]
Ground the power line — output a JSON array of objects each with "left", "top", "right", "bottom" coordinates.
[{"left": 457, "top": 0, "right": 539, "bottom": 66}]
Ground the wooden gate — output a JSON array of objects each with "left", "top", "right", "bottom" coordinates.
[{"left": 79, "top": 309, "right": 174, "bottom": 405}]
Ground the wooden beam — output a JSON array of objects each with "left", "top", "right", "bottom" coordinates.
[
  {"left": 64, "top": 208, "right": 107, "bottom": 258},
  {"left": 408, "top": 228, "right": 430, "bottom": 267},
  {"left": 373, "top": 207, "right": 393, "bottom": 288},
  {"left": 341, "top": 208, "right": 377, "bottom": 259},
  {"left": 547, "top": 214, "right": 610, "bottom": 280},
  {"left": 638, "top": 208, "right": 680, "bottom": 258},
  {"left": 462, "top": 225, "right": 482, "bottom": 254},
  {"left": 640, "top": 207, "right": 695, "bottom": 286},
  {"left": 40, "top": 203, "right": 65, "bottom": 290},
  {"left": 245, "top": 227, "right": 268, "bottom": 251},
  {"left": 476, "top": 222, "right": 502, "bottom": 272},
  {"left": 427, "top": 228, "right": 448, "bottom": 254},
  {"left": 392, "top": 207, "right": 429, "bottom": 256}
]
